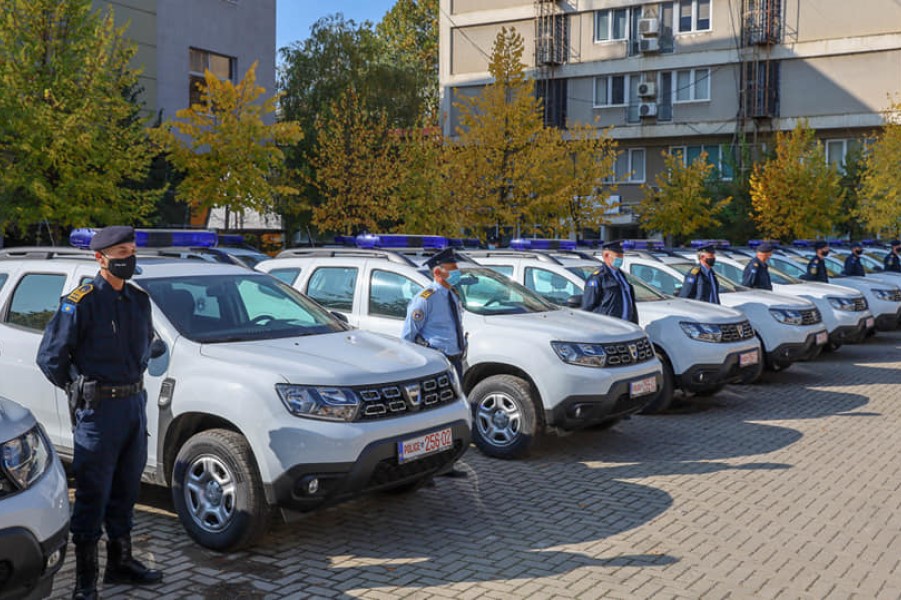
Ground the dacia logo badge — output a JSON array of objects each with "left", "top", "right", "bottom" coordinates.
[
  {"left": 403, "top": 383, "right": 422, "bottom": 408},
  {"left": 628, "top": 344, "right": 639, "bottom": 360}
]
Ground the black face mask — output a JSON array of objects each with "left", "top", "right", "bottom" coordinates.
[
  {"left": 104, "top": 254, "right": 137, "bottom": 280},
  {"left": 821, "top": 250, "right": 830, "bottom": 257},
  {"left": 704, "top": 257, "right": 716, "bottom": 267},
  {"left": 853, "top": 249, "right": 863, "bottom": 256}
]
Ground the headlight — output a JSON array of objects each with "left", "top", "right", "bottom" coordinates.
[
  {"left": 1, "top": 426, "right": 51, "bottom": 492},
  {"left": 769, "top": 308, "right": 804, "bottom": 325},
  {"left": 828, "top": 297, "right": 858, "bottom": 311},
  {"left": 872, "top": 289, "right": 899, "bottom": 301},
  {"left": 551, "top": 342, "right": 607, "bottom": 367},
  {"left": 679, "top": 322, "right": 724, "bottom": 343},
  {"left": 275, "top": 384, "right": 359, "bottom": 421}
]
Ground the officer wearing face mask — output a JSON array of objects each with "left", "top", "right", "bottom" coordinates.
[
  {"left": 679, "top": 245, "right": 721, "bottom": 303},
  {"left": 883, "top": 240, "right": 901, "bottom": 273},
  {"left": 842, "top": 241, "right": 866, "bottom": 277},
  {"left": 37, "top": 226, "right": 162, "bottom": 599},
  {"left": 581, "top": 241, "right": 638, "bottom": 323},
  {"left": 800, "top": 241, "right": 830, "bottom": 282},
  {"left": 742, "top": 242, "right": 775, "bottom": 290}
]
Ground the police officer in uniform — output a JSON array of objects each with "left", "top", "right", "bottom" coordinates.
[
  {"left": 883, "top": 240, "right": 901, "bottom": 273},
  {"left": 580, "top": 241, "right": 638, "bottom": 324},
  {"left": 679, "top": 244, "right": 721, "bottom": 303},
  {"left": 842, "top": 241, "right": 866, "bottom": 277},
  {"left": 742, "top": 242, "right": 775, "bottom": 290},
  {"left": 801, "top": 241, "right": 830, "bottom": 282},
  {"left": 37, "top": 226, "right": 162, "bottom": 599}
]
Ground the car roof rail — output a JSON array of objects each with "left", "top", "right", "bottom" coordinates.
[
  {"left": 545, "top": 249, "right": 599, "bottom": 262},
  {"left": 463, "top": 249, "right": 564, "bottom": 265},
  {"left": 275, "top": 247, "right": 417, "bottom": 267},
  {"left": 0, "top": 246, "right": 94, "bottom": 260}
]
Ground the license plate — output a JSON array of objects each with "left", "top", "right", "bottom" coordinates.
[
  {"left": 866, "top": 317, "right": 875, "bottom": 328},
  {"left": 739, "top": 349, "right": 759, "bottom": 366},
  {"left": 398, "top": 427, "right": 454, "bottom": 464},
  {"left": 815, "top": 331, "right": 828, "bottom": 345},
  {"left": 630, "top": 376, "right": 657, "bottom": 398}
]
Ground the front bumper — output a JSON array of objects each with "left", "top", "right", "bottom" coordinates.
[
  {"left": 0, "top": 523, "right": 68, "bottom": 600},
  {"left": 264, "top": 419, "right": 470, "bottom": 512},
  {"left": 678, "top": 348, "right": 761, "bottom": 392},
  {"left": 766, "top": 329, "right": 828, "bottom": 366},
  {"left": 828, "top": 314, "right": 873, "bottom": 345},
  {"left": 874, "top": 306, "right": 901, "bottom": 331},
  {"left": 545, "top": 372, "right": 664, "bottom": 430}
]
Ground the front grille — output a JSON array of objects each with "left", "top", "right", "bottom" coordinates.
[
  {"left": 356, "top": 371, "right": 458, "bottom": 421},
  {"left": 604, "top": 337, "right": 655, "bottom": 366},
  {"left": 366, "top": 441, "right": 463, "bottom": 489},
  {"left": 720, "top": 320, "right": 755, "bottom": 342},
  {"left": 852, "top": 297, "right": 868, "bottom": 311},
  {"left": 800, "top": 308, "right": 822, "bottom": 325}
]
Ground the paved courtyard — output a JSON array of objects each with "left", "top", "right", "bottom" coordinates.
[{"left": 49, "top": 330, "right": 901, "bottom": 599}]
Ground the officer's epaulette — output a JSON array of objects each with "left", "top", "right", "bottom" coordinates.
[
  {"left": 592, "top": 268, "right": 602, "bottom": 277},
  {"left": 420, "top": 289, "right": 434, "bottom": 300},
  {"left": 66, "top": 284, "right": 93, "bottom": 304},
  {"left": 690, "top": 266, "right": 701, "bottom": 275}
]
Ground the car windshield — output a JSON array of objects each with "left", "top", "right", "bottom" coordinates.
[
  {"left": 219, "top": 248, "right": 270, "bottom": 268},
  {"left": 668, "top": 262, "right": 742, "bottom": 293},
  {"left": 566, "top": 265, "right": 666, "bottom": 302},
  {"left": 139, "top": 273, "right": 347, "bottom": 343},
  {"left": 445, "top": 266, "right": 558, "bottom": 315},
  {"left": 726, "top": 256, "right": 800, "bottom": 285}
]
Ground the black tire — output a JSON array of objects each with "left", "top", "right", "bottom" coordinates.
[
  {"left": 171, "top": 429, "right": 271, "bottom": 552},
  {"left": 825, "top": 340, "right": 842, "bottom": 352},
  {"left": 469, "top": 375, "right": 538, "bottom": 460},
  {"left": 640, "top": 352, "right": 674, "bottom": 414}
]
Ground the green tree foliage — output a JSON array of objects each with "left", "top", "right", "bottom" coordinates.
[
  {"left": 860, "top": 101, "right": 901, "bottom": 236},
  {"left": 638, "top": 151, "right": 732, "bottom": 241},
  {"left": 0, "top": 0, "right": 163, "bottom": 235},
  {"left": 391, "top": 126, "right": 456, "bottom": 235},
  {"left": 750, "top": 122, "right": 843, "bottom": 239},
  {"left": 150, "top": 62, "right": 303, "bottom": 220}
]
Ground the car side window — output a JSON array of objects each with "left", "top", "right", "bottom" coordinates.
[
  {"left": 268, "top": 268, "right": 301, "bottom": 286},
  {"left": 713, "top": 262, "right": 742, "bottom": 283},
  {"left": 369, "top": 270, "right": 422, "bottom": 319},
  {"left": 306, "top": 266, "right": 358, "bottom": 312},
  {"left": 630, "top": 265, "right": 680, "bottom": 295},
  {"left": 524, "top": 267, "right": 578, "bottom": 305},
  {"left": 484, "top": 265, "right": 514, "bottom": 277},
  {"left": 6, "top": 273, "right": 67, "bottom": 331}
]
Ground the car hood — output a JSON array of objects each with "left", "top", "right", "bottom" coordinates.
[
  {"left": 0, "top": 396, "right": 38, "bottom": 440},
  {"left": 775, "top": 281, "right": 864, "bottom": 298},
  {"left": 475, "top": 308, "right": 645, "bottom": 342},
  {"left": 637, "top": 298, "right": 745, "bottom": 324},
  {"left": 199, "top": 330, "right": 445, "bottom": 385},
  {"left": 720, "top": 289, "right": 815, "bottom": 309},
  {"left": 830, "top": 276, "right": 900, "bottom": 292}
]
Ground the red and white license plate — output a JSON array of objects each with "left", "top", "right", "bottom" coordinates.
[
  {"left": 740, "top": 349, "right": 759, "bottom": 367},
  {"left": 866, "top": 317, "right": 875, "bottom": 329},
  {"left": 630, "top": 376, "right": 658, "bottom": 398},
  {"left": 815, "top": 331, "right": 828, "bottom": 345},
  {"left": 398, "top": 427, "right": 454, "bottom": 464}
]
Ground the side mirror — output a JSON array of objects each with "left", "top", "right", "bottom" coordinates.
[
  {"left": 149, "top": 337, "right": 167, "bottom": 359},
  {"left": 331, "top": 311, "right": 349, "bottom": 324},
  {"left": 566, "top": 294, "right": 582, "bottom": 308}
]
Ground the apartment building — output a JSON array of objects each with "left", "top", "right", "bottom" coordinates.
[{"left": 440, "top": 0, "right": 901, "bottom": 238}]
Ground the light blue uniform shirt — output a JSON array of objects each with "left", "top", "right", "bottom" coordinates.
[{"left": 402, "top": 281, "right": 464, "bottom": 356}]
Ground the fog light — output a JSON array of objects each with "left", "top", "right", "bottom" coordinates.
[
  {"left": 46, "top": 549, "right": 61, "bottom": 569},
  {"left": 306, "top": 478, "right": 319, "bottom": 495}
]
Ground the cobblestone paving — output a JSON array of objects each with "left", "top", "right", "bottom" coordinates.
[{"left": 49, "top": 331, "right": 901, "bottom": 599}]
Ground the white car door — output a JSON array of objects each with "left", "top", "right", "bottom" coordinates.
[{"left": 356, "top": 264, "right": 424, "bottom": 338}]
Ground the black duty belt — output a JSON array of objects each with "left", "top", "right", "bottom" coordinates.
[{"left": 95, "top": 381, "right": 143, "bottom": 399}]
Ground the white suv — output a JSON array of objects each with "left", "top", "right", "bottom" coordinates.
[
  {"left": 0, "top": 395, "right": 69, "bottom": 599},
  {"left": 257, "top": 242, "right": 663, "bottom": 460},
  {"left": 467, "top": 249, "right": 762, "bottom": 412},
  {"left": 0, "top": 247, "right": 470, "bottom": 552}
]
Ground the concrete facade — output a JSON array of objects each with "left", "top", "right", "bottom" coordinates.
[{"left": 440, "top": 0, "right": 901, "bottom": 236}]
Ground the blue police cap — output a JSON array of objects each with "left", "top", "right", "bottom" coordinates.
[
  {"left": 89, "top": 226, "right": 135, "bottom": 251},
  {"left": 757, "top": 242, "right": 775, "bottom": 253},
  {"left": 890, "top": 240, "right": 901, "bottom": 247},
  {"left": 849, "top": 240, "right": 863, "bottom": 249},
  {"left": 424, "top": 247, "right": 461, "bottom": 269},
  {"left": 602, "top": 241, "right": 624, "bottom": 253},
  {"left": 813, "top": 241, "right": 828, "bottom": 250},
  {"left": 697, "top": 244, "right": 717, "bottom": 254}
]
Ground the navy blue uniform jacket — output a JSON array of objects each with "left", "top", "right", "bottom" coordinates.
[
  {"left": 842, "top": 254, "right": 866, "bottom": 277},
  {"left": 742, "top": 257, "right": 772, "bottom": 290},
  {"left": 884, "top": 252, "right": 900, "bottom": 273},
  {"left": 679, "top": 265, "right": 721, "bottom": 303},
  {"left": 801, "top": 256, "right": 829, "bottom": 282},
  {"left": 581, "top": 264, "right": 638, "bottom": 324}
]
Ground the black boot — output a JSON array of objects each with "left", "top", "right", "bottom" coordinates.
[
  {"left": 72, "top": 542, "right": 98, "bottom": 600},
  {"left": 103, "top": 536, "right": 163, "bottom": 585}
]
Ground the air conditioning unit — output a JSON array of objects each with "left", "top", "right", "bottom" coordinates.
[
  {"left": 638, "top": 18, "right": 660, "bottom": 37},
  {"left": 639, "top": 38, "right": 660, "bottom": 53},
  {"left": 639, "top": 102, "right": 658, "bottom": 118},
  {"left": 637, "top": 81, "right": 657, "bottom": 98}
]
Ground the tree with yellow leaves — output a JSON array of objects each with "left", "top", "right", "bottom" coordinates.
[
  {"left": 750, "top": 122, "right": 842, "bottom": 239},
  {"left": 859, "top": 100, "right": 901, "bottom": 236},
  {"left": 151, "top": 62, "right": 302, "bottom": 222},
  {"left": 638, "top": 151, "right": 731, "bottom": 240}
]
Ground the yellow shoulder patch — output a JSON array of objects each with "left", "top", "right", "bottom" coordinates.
[
  {"left": 420, "top": 289, "right": 434, "bottom": 300},
  {"left": 690, "top": 267, "right": 701, "bottom": 275},
  {"left": 66, "top": 284, "right": 93, "bottom": 304}
]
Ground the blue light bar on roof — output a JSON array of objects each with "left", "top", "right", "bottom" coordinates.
[
  {"left": 218, "top": 234, "right": 245, "bottom": 246},
  {"left": 333, "top": 235, "right": 356, "bottom": 246},
  {"left": 576, "top": 240, "right": 601, "bottom": 248},
  {"left": 826, "top": 239, "right": 848, "bottom": 247},
  {"left": 69, "top": 228, "right": 98, "bottom": 249},
  {"left": 509, "top": 238, "right": 576, "bottom": 251},
  {"left": 621, "top": 239, "right": 665, "bottom": 250},
  {"left": 747, "top": 239, "right": 782, "bottom": 248},
  {"left": 861, "top": 239, "right": 884, "bottom": 246},
  {"left": 355, "top": 234, "right": 448, "bottom": 249},
  {"left": 690, "top": 239, "right": 731, "bottom": 249},
  {"left": 447, "top": 238, "right": 481, "bottom": 248},
  {"left": 135, "top": 229, "right": 218, "bottom": 248}
]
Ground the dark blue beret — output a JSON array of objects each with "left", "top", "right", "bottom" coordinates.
[
  {"left": 698, "top": 244, "right": 716, "bottom": 254},
  {"left": 849, "top": 240, "right": 863, "bottom": 249},
  {"left": 424, "top": 247, "right": 462, "bottom": 269},
  {"left": 814, "top": 241, "right": 828, "bottom": 250},
  {"left": 757, "top": 242, "right": 775, "bottom": 253},
  {"left": 602, "top": 241, "right": 624, "bottom": 253},
  {"left": 89, "top": 226, "right": 135, "bottom": 251}
]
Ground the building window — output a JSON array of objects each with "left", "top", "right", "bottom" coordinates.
[
  {"left": 824, "top": 139, "right": 871, "bottom": 172},
  {"left": 594, "top": 74, "right": 633, "bottom": 107},
  {"left": 677, "top": 0, "right": 711, "bottom": 33},
  {"left": 595, "top": 8, "right": 629, "bottom": 42},
  {"left": 607, "top": 149, "right": 646, "bottom": 183},
  {"left": 670, "top": 144, "right": 735, "bottom": 179},
  {"left": 189, "top": 48, "right": 236, "bottom": 106},
  {"left": 673, "top": 68, "right": 710, "bottom": 102}
]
